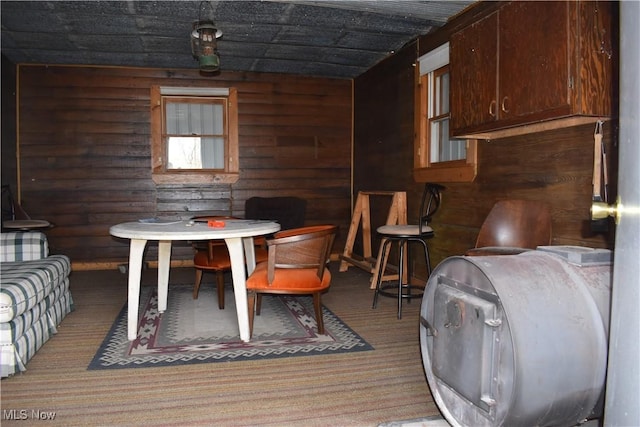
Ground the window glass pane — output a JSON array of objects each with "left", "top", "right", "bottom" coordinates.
[
  {"left": 430, "top": 118, "right": 444, "bottom": 163},
  {"left": 430, "top": 118, "right": 466, "bottom": 163},
  {"left": 440, "top": 120, "right": 449, "bottom": 161},
  {"left": 167, "top": 137, "right": 202, "bottom": 169},
  {"left": 200, "top": 137, "right": 224, "bottom": 168},
  {"left": 441, "top": 72, "right": 450, "bottom": 114},
  {"left": 165, "top": 103, "right": 190, "bottom": 134},
  {"left": 189, "top": 103, "right": 203, "bottom": 135},
  {"left": 207, "top": 104, "right": 224, "bottom": 134},
  {"left": 435, "top": 74, "right": 442, "bottom": 116},
  {"left": 434, "top": 71, "right": 451, "bottom": 116},
  {"left": 166, "top": 136, "right": 225, "bottom": 170},
  {"left": 166, "top": 102, "right": 224, "bottom": 136}
]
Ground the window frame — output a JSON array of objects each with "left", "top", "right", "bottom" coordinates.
[
  {"left": 150, "top": 85, "right": 239, "bottom": 184},
  {"left": 163, "top": 96, "right": 227, "bottom": 171},
  {"left": 414, "top": 44, "right": 477, "bottom": 183}
]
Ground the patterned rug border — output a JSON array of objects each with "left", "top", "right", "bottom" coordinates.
[{"left": 89, "top": 285, "right": 373, "bottom": 370}]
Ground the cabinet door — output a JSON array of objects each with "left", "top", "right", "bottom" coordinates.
[
  {"left": 450, "top": 12, "right": 498, "bottom": 132},
  {"left": 498, "top": 1, "right": 570, "bottom": 120}
]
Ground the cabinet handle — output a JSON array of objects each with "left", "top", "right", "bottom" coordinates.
[
  {"left": 489, "top": 100, "right": 496, "bottom": 117},
  {"left": 501, "top": 96, "right": 510, "bottom": 113}
]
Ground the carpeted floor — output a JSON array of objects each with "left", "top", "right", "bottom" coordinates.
[{"left": 1, "top": 263, "right": 443, "bottom": 426}]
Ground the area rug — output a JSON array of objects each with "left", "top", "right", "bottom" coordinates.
[{"left": 89, "top": 284, "right": 373, "bottom": 370}]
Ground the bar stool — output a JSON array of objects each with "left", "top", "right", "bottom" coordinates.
[
  {"left": 1, "top": 185, "right": 52, "bottom": 231},
  {"left": 372, "top": 183, "right": 444, "bottom": 319}
]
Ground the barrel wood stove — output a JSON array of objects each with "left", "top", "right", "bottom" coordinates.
[{"left": 420, "top": 247, "right": 612, "bottom": 427}]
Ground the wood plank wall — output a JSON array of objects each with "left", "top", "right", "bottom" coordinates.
[
  {"left": 15, "top": 66, "right": 352, "bottom": 265},
  {"left": 352, "top": 42, "right": 421, "bottom": 262},
  {"left": 354, "top": 43, "right": 617, "bottom": 281},
  {"left": 1, "top": 56, "right": 17, "bottom": 188}
]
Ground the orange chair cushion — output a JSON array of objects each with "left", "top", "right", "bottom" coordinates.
[
  {"left": 246, "top": 262, "right": 331, "bottom": 293},
  {"left": 194, "top": 246, "right": 268, "bottom": 270},
  {"left": 254, "top": 248, "right": 269, "bottom": 264},
  {"left": 193, "top": 248, "right": 231, "bottom": 270}
]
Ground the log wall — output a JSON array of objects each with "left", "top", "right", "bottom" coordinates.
[{"left": 15, "top": 66, "right": 352, "bottom": 264}]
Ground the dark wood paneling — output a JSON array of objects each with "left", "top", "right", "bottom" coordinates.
[
  {"left": 1, "top": 55, "right": 17, "bottom": 188},
  {"left": 354, "top": 42, "right": 418, "bottom": 196},
  {"left": 17, "top": 66, "right": 352, "bottom": 263},
  {"left": 353, "top": 42, "right": 422, "bottom": 266},
  {"left": 354, "top": 40, "right": 616, "bottom": 280}
]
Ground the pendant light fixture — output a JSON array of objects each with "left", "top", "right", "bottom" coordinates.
[{"left": 190, "top": 1, "right": 222, "bottom": 72}]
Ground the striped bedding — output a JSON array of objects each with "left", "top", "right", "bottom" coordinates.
[{"left": 1, "top": 232, "right": 73, "bottom": 377}]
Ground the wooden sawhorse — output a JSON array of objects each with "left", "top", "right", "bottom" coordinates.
[{"left": 339, "top": 191, "right": 407, "bottom": 289}]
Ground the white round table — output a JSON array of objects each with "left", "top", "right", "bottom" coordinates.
[{"left": 110, "top": 219, "right": 281, "bottom": 342}]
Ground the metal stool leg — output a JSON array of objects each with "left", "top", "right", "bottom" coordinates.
[
  {"left": 396, "top": 238, "right": 406, "bottom": 319},
  {"left": 373, "top": 236, "right": 428, "bottom": 320},
  {"left": 422, "top": 238, "right": 432, "bottom": 277},
  {"left": 405, "top": 241, "right": 414, "bottom": 305}
]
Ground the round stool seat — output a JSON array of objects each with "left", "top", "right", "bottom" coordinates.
[
  {"left": 377, "top": 224, "right": 433, "bottom": 237},
  {"left": 3, "top": 219, "right": 51, "bottom": 230}
]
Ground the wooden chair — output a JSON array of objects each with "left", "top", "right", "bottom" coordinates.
[
  {"left": 246, "top": 225, "right": 338, "bottom": 337},
  {"left": 192, "top": 216, "right": 268, "bottom": 308},
  {"left": 465, "top": 199, "right": 552, "bottom": 256},
  {"left": 192, "top": 197, "right": 307, "bottom": 306}
]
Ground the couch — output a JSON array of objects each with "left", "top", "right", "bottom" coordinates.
[{"left": 0, "top": 231, "right": 74, "bottom": 377}]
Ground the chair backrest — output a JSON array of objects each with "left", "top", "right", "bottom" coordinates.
[
  {"left": 245, "top": 196, "right": 307, "bottom": 230},
  {"left": 474, "top": 199, "right": 552, "bottom": 249},
  {"left": 418, "top": 183, "right": 445, "bottom": 233},
  {"left": 266, "top": 225, "right": 337, "bottom": 283}
]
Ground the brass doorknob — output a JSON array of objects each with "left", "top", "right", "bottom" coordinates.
[{"left": 591, "top": 197, "right": 622, "bottom": 224}]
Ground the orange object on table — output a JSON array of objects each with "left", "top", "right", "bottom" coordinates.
[{"left": 207, "top": 220, "right": 225, "bottom": 228}]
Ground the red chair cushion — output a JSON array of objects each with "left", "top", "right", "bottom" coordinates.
[
  {"left": 194, "top": 246, "right": 267, "bottom": 270},
  {"left": 193, "top": 248, "right": 231, "bottom": 270},
  {"left": 246, "top": 262, "right": 331, "bottom": 293}
]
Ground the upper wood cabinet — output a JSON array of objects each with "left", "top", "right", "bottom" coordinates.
[
  {"left": 450, "top": 11, "right": 498, "bottom": 133},
  {"left": 450, "top": 1, "right": 615, "bottom": 139}
]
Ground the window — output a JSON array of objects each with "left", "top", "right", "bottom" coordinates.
[
  {"left": 414, "top": 43, "right": 477, "bottom": 183},
  {"left": 429, "top": 67, "right": 467, "bottom": 162},
  {"left": 150, "top": 86, "right": 239, "bottom": 184}
]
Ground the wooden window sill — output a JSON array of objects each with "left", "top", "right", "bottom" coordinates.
[
  {"left": 413, "top": 163, "right": 477, "bottom": 183},
  {"left": 151, "top": 172, "right": 239, "bottom": 185}
]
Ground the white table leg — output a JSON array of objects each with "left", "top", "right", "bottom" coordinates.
[
  {"left": 243, "top": 236, "right": 257, "bottom": 274},
  {"left": 225, "top": 236, "right": 250, "bottom": 342},
  {"left": 157, "top": 240, "right": 172, "bottom": 313},
  {"left": 127, "top": 239, "right": 147, "bottom": 341}
]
